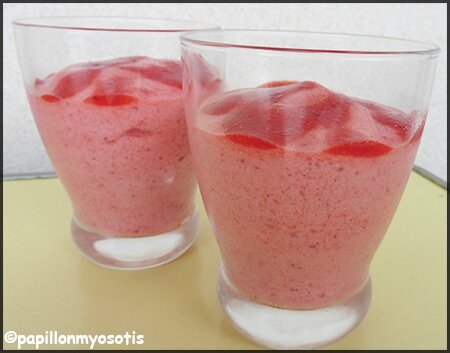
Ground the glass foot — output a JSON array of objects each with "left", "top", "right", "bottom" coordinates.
[
  {"left": 71, "top": 208, "right": 199, "bottom": 270},
  {"left": 217, "top": 266, "right": 372, "bottom": 349}
]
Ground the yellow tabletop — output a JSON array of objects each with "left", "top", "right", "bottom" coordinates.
[{"left": 3, "top": 172, "right": 447, "bottom": 350}]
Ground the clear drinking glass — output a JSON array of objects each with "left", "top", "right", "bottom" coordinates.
[
  {"left": 13, "top": 17, "right": 217, "bottom": 270},
  {"left": 181, "top": 30, "right": 439, "bottom": 349}
]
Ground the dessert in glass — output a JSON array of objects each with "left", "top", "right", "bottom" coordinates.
[
  {"left": 181, "top": 30, "right": 439, "bottom": 349},
  {"left": 13, "top": 17, "right": 217, "bottom": 269}
]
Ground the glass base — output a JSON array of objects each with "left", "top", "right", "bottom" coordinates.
[
  {"left": 217, "top": 266, "right": 372, "bottom": 350},
  {"left": 71, "top": 208, "right": 199, "bottom": 270}
]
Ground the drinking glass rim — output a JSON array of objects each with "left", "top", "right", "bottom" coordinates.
[
  {"left": 12, "top": 16, "right": 219, "bottom": 33},
  {"left": 180, "top": 29, "right": 440, "bottom": 56}
]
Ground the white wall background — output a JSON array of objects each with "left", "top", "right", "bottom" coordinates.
[{"left": 3, "top": 3, "right": 447, "bottom": 181}]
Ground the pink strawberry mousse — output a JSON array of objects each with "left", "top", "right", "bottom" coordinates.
[
  {"left": 28, "top": 56, "right": 196, "bottom": 237},
  {"left": 190, "top": 81, "right": 424, "bottom": 310}
]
